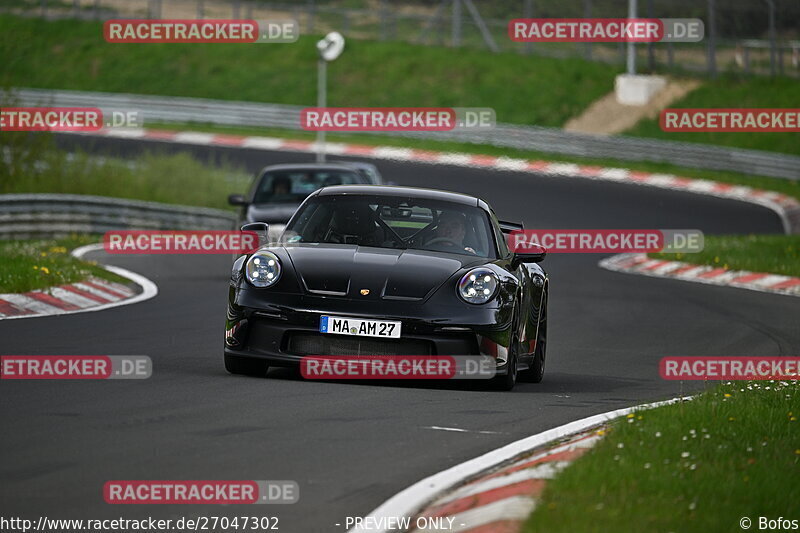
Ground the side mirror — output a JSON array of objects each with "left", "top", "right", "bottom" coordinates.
[
  {"left": 228, "top": 194, "right": 248, "bottom": 206},
  {"left": 240, "top": 222, "right": 269, "bottom": 248},
  {"left": 512, "top": 243, "right": 546, "bottom": 267}
]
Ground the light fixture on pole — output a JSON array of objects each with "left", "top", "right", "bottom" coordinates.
[{"left": 315, "top": 31, "right": 345, "bottom": 163}]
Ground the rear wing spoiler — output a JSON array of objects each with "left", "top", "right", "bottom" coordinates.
[{"left": 498, "top": 220, "right": 523, "bottom": 234}]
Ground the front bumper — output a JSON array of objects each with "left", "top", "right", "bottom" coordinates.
[{"left": 224, "top": 288, "right": 514, "bottom": 371}]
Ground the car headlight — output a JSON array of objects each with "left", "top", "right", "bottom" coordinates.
[
  {"left": 245, "top": 251, "right": 282, "bottom": 288},
  {"left": 457, "top": 268, "right": 498, "bottom": 304}
]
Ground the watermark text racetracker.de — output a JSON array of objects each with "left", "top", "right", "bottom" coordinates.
[
  {"left": 300, "top": 107, "right": 495, "bottom": 132},
  {"left": 660, "top": 357, "right": 800, "bottom": 381},
  {"left": 661, "top": 109, "right": 800, "bottom": 132},
  {"left": 0, "top": 107, "right": 140, "bottom": 132},
  {"left": 508, "top": 18, "right": 703, "bottom": 43},
  {"left": 0, "top": 356, "right": 151, "bottom": 380},
  {"left": 301, "top": 355, "right": 497, "bottom": 380},
  {"left": 509, "top": 229, "right": 704, "bottom": 254},
  {"left": 104, "top": 19, "right": 298, "bottom": 43},
  {"left": 104, "top": 480, "right": 298, "bottom": 504},
  {"left": 103, "top": 230, "right": 260, "bottom": 255}
]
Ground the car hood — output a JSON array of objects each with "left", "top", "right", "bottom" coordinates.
[
  {"left": 284, "top": 244, "right": 480, "bottom": 301},
  {"left": 246, "top": 203, "right": 301, "bottom": 224}
]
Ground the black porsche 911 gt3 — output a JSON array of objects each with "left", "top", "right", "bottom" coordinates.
[{"left": 224, "top": 185, "right": 548, "bottom": 390}]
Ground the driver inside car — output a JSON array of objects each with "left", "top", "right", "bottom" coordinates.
[{"left": 426, "top": 211, "right": 477, "bottom": 254}]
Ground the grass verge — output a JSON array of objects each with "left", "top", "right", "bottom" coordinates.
[
  {"left": 0, "top": 131, "right": 251, "bottom": 210},
  {"left": 0, "top": 237, "right": 129, "bottom": 293},
  {"left": 626, "top": 75, "right": 800, "bottom": 157},
  {"left": 651, "top": 235, "right": 800, "bottom": 278},
  {"left": 147, "top": 121, "right": 800, "bottom": 203},
  {"left": 0, "top": 14, "right": 615, "bottom": 128},
  {"left": 523, "top": 381, "right": 800, "bottom": 533},
  {"left": 3, "top": 13, "right": 799, "bottom": 157}
]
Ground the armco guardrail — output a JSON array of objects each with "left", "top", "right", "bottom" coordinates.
[
  {"left": 14, "top": 88, "right": 800, "bottom": 180},
  {"left": 0, "top": 194, "right": 236, "bottom": 239}
]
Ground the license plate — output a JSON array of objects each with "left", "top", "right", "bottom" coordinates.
[{"left": 319, "top": 316, "right": 401, "bottom": 338}]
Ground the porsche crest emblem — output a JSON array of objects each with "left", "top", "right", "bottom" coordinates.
[{"left": 360, "top": 289, "right": 370, "bottom": 296}]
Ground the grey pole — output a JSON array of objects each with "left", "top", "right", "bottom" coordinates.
[
  {"left": 523, "top": 0, "right": 533, "bottom": 55},
  {"left": 452, "top": 0, "right": 462, "bottom": 48},
  {"left": 626, "top": 0, "right": 637, "bottom": 75},
  {"left": 765, "top": 0, "right": 777, "bottom": 77},
  {"left": 584, "top": 0, "right": 592, "bottom": 60},
  {"left": 316, "top": 58, "right": 326, "bottom": 163},
  {"left": 380, "top": 0, "right": 389, "bottom": 41},
  {"left": 647, "top": 0, "right": 655, "bottom": 71},
  {"left": 707, "top": 0, "right": 717, "bottom": 78}
]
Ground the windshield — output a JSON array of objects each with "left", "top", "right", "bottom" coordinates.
[
  {"left": 284, "top": 195, "right": 496, "bottom": 258},
  {"left": 252, "top": 169, "right": 363, "bottom": 204}
]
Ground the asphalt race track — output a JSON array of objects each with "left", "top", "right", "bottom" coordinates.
[{"left": 1, "top": 135, "right": 799, "bottom": 532}]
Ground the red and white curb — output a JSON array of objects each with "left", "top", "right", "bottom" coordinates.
[
  {"left": 407, "top": 430, "right": 601, "bottom": 533},
  {"left": 73, "top": 128, "right": 800, "bottom": 235},
  {"left": 348, "top": 397, "right": 687, "bottom": 533},
  {"left": 0, "top": 243, "right": 158, "bottom": 320},
  {"left": 600, "top": 253, "right": 800, "bottom": 297}
]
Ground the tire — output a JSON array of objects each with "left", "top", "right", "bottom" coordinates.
[
  {"left": 520, "top": 292, "right": 547, "bottom": 383},
  {"left": 224, "top": 353, "right": 269, "bottom": 377},
  {"left": 489, "top": 309, "right": 519, "bottom": 391}
]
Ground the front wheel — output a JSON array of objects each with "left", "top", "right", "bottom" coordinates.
[
  {"left": 489, "top": 310, "right": 519, "bottom": 391},
  {"left": 225, "top": 353, "right": 269, "bottom": 377},
  {"left": 519, "top": 292, "right": 547, "bottom": 383}
]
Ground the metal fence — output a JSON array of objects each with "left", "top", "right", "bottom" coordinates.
[
  {"left": 6, "top": 0, "right": 799, "bottom": 78},
  {"left": 0, "top": 193, "right": 236, "bottom": 239},
  {"left": 16, "top": 88, "right": 800, "bottom": 180}
]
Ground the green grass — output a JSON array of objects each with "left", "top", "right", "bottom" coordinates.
[
  {"left": 626, "top": 75, "right": 800, "bottom": 156},
  {"left": 0, "top": 131, "right": 251, "bottom": 210},
  {"left": 0, "top": 14, "right": 616, "bottom": 128},
  {"left": 524, "top": 381, "right": 800, "bottom": 533},
  {"left": 147, "top": 120, "right": 800, "bottom": 204},
  {"left": 651, "top": 235, "right": 800, "bottom": 278},
  {"left": 0, "top": 237, "right": 129, "bottom": 293}
]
